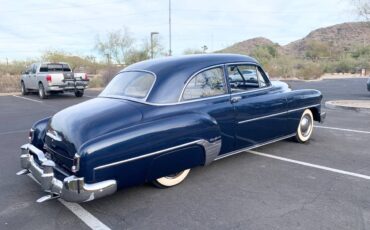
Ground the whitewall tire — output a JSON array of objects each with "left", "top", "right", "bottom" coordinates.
[
  {"left": 295, "top": 109, "right": 314, "bottom": 143},
  {"left": 152, "top": 169, "right": 191, "bottom": 188}
]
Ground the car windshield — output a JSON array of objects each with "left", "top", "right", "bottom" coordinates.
[{"left": 99, "top": 71, "right": 155, "bottom": 99}]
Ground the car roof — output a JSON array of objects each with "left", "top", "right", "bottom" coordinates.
[{"left": 123, "top": 54, "right": 260, "bottom": 104}]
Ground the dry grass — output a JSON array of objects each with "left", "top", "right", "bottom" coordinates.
[{"left": 0, "top": 74, "right": 20, "bottom": 93}]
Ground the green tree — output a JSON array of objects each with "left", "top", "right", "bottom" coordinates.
[
  {"left": 304, "top": 40, "right": 331, "bottom": 61},
  {"left": 183, "top": 48, "right": 203, "bottom": 54},
  {"left": 95, "top": 28, "right": 134, "bottom": 65}
]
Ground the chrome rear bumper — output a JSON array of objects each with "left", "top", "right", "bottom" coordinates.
[{"left": 18, "top": 144, "right": 117, "bottom": 203}]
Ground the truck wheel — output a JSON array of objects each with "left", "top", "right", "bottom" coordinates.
[
  {"left": 152, "top": 169, "right": 191, "bottom": 188},
  {"left": 295, "top": 109, "right": 314, "bottom": 143},
  {"left": 75, "top": 90, "right": 84, "bottom": 97},
  {"left": 21, "top": 81, "right": 28, "bottom": 95},
  {"left": 38, "top": 83, "right": 47, "bottom": 99}
]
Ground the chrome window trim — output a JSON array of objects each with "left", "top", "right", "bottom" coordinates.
[
  {"left": 99, "top": 69, "right": 157, "bottom": 102},
  {"left": 237, "top": 104, "right": 321, "bottom": 124},
  {"left": 229, "top": 85, "right": 273, "bottom": 96},
  {"left": 178, "top": 64, "right": 227, "bottom": 102}
]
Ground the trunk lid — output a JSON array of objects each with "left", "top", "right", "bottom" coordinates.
[{"left": 44, "top": 98, "right": 143, "bottom": 171}]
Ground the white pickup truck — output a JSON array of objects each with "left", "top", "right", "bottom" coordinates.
[{"left": 20, "top": 62, "right": 89, "bottom": 99}]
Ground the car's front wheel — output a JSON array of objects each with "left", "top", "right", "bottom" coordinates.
[
  {"left": 38, "top": 83, "right": 47, "bottom": 99},
  {"left": 295, "top": 109, "right": 314, "bottom": 143},
  {"left": 152, "top": 169, "right": 191, "bottom": 188}
]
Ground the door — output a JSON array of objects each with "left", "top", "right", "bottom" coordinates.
[
  {"left": 226, "top": 64, "right": 288, "bottom": 150},
  {"left": 180, "top": 66, "right": 235, "bottom": 154},
  {"left": 22, "top": 66, "right": 31, "bottom": 89},
  {"left": 29, "top": 64, "right": 38, "bottom": 89}
]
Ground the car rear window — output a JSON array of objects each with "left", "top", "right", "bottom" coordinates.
[
  {"left": 99, "top": 71, "right": 155, "bottom": 99},
  {"left": 39, "top": 64, "right": 71, "bottom": 72}
]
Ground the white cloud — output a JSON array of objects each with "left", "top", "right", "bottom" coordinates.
[{"left": 0, "top": 0, "right": 357, "bottom": 61}]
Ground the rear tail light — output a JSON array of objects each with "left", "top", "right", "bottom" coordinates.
[
  {"left": 46, "top": 75, "right": 52, "bottom": 83},
  {"left": 84, "top": 73, "right": 88, "bottom": 80},
  {"left": 72, "top": 153, "right": 80, "bottom": 173},
  {"left": 29, "top": 128, "right": 34, "bottom": 142}
]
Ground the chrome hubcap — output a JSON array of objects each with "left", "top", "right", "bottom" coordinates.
[{"left": 300, "top": 114, "right": 312, "bottom": 137}]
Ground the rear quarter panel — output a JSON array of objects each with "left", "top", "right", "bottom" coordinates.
[{"left": 78, "top": 111, "right": 221, "bottom": 188}]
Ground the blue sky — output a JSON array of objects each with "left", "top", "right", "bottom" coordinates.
[{"left": 0, "top": 0, "right": 358, "bottom": 61}]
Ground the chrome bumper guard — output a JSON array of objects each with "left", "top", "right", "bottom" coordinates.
[{"left": 18, "top": 144, "right": 117, "bottom": 203}]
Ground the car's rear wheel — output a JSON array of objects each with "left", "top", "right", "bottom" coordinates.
[
  {"left": 152, "top": 169, "right": 191, "bottom": 188},
  {"left": 21, "top": 81, "right": 28, "bottom": 95},
  {"left": 38, "top": 83, "right": 47, "bottom": 99},
  {"left": 75, "top": 90, "right": 84, "bottom": 97},
  {"left": 295, "top": 109, "right": 314, "bottom": 143}
]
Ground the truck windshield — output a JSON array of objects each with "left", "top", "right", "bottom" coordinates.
[
  {"left": 39, "top": 64, "right": 71, "bottom": 72},
  {"left": 99, "top": 71, "right": 155, "bottom": 99}
]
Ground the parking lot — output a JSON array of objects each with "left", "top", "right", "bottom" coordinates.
[{"left": 0, "top": 78, "right": 369, "bottom": 230}]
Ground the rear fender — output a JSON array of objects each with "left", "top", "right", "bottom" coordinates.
[
  {"left": 31, "top": 117, "right": 51, "bottom": 149},
  {"left": 78, "top": 112, "right": 222, "bottom": 185}
]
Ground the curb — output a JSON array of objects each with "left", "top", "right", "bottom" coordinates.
[
  {"left": 325, "top": 100, "right": 370, "bottom": 114},
  {"left": 0, "top": 92, "right": 21, "bottom": 96}
]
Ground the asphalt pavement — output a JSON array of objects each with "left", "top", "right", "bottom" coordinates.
[{"left": 0, "top": 78, "right": 369, "bottom": 230}]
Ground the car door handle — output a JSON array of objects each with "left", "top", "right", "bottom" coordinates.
[{"left": 230, "top": 96, "right": 242, "bottom": 103}]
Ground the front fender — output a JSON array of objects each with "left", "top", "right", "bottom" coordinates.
[{"left": 78, "top": 112, "right": 222, "bottom": 186}]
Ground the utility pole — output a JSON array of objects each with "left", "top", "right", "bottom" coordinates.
[
  {"left": 151, "top": 32, "right": 159, "bottom": 59},
  {"left": 169, "top": 0, "right": 172, "bottom": 56},
  {"left": 105, "top": 53, "right": 111, "bottom": 84},
  {"left": 201, "top": 45, "right": 208, "bottom": 54}
]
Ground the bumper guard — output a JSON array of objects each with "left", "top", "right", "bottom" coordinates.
[{"left": 18, "top": 144, "right": 117, "bottom": 203}]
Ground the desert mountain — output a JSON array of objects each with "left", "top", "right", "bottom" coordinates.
[{"left": 217, "top": 22, "right": 370, "bottom": 57}]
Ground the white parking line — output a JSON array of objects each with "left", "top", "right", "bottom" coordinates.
[
  {"left": 27, "top": 174, "right": 110, "bottom": 230},
  {"left": 315, "top": 125, "right": 370, "bottom": 134},
  {"left": 13, "top": 95, "right": 42, "bottom": 103},
  {"left": 58, "top": 200, "right": 111, "bottom": 230},
  {"left": 248, "top": 150, "right": 370, "bottom": 180},
  {"left": 0, "top": 129, "right": 28, "bottom": 135}
]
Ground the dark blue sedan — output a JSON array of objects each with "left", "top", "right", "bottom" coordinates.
[{"left": 17, "top": 54, "right": 326, "bottom": 202}]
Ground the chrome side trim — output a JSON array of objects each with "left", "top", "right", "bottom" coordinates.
[
  {"left": 288, "top": 104, "right": 320, "bottom": 113},
  {"left": 238, "top": 111, "right": 288, "bottom": 124},
  {"left": 238, "top": 104, "right": 321, "bottom": 124},
  {"left": 94, "top": 138, "right": 222, "bottom": 171},
  {"left": 214, "top": 133, "right": 296, "bottom": 161},
  {"left": 199, "top": 138, "right": 222, "bottom": 165}
]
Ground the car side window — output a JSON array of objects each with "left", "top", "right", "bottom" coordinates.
[
  {"left": 31, "top": 64, "right": 36, "bottom": 74},
  {"left": 257, "top": 67, "right": 267, "bottom": 88},
  {"left": 182, "top": 67, "right": 227, "bottom": 101},
  {"left": 227, "top": 65, "right": 269, "bottom": 93}
]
